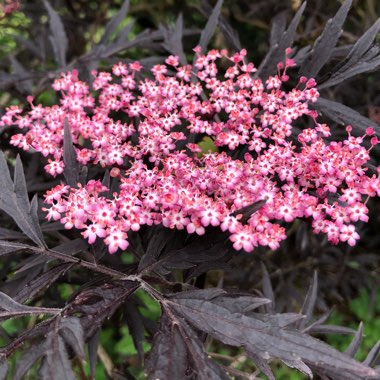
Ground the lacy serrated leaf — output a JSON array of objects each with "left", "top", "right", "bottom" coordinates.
[
  {"left": 146, "top": 314, "right": 189, "bottom": 380},
  {"left": 299, "top": 0, "right": 352, "bottom": 78},
  {"left": 14, "top": 263, "right": 73, "bottom": 303},
  {"left": 282, "top": 358, "right": 313, "bottom": 379},
  {"left": 42, "top": 0, "right": 68, "bottom": 67},
  {"left": 232, "top": 200, "right": 266, "bottom": 223},
  {"left": 172, "top": 289, "right": 270, "bottom": 314},
  {"left": 87, "top": 330, "right": 100, "bottom": 379},
  {"left": 199, "top": 2, "right": 241, "bottom": 51},
  {"left": 0, "top": 228, "right": 25, "bottom": 240},
  {"left": 248, "top": 350, "right": 275, "bottom": 380},
  {"left": 98, "top": 0, "right": 130, "bottom": 46},
  {"left": 314, "top": 97, "right": 380, "bottom": 136},
  {"left": 13, "top": 341, "right": 47, "bottom": 380},
  {"left": 138, "top": 227, "right": 172, "bottom": 273},
  {"left": 165, "top": 239, "right": 231, "bottom": 279},
  {"left": 65, "top": 280, "right": 139, "bottom": 339},
  {"left": 257, "top": 2, "right": 306, "bottom": 80},
  {"left": 146, "top": 313, "right": 229, "bottom": 380},
  {"left": 0, "top": 241, "right": 31, "bottom": 256},
  {"left": 345, "top": 322, "right": 364, "bottom": 358},
  {"left": 0, "top": 291, "right": 60, "bottom": 318},
  {"left": 124, "top": 300, "right": 146, "bottom": 363},
  {"left": 261, "top": 262, "right": 275, "bottom": 313},
  {"left": 161, "top": 13, "right": 187, "bottom": 65},
  {"left": 307, "top": 324, "right": 356, "bottom": 335},
  {"left": 40, "top": 335, "right": 76, "bottom": 380},
  {"left": 195, "top": 0, "right": 223, "bottom": 55},
  {"left": 363, "top": 341, "right": 380, "bottom": 367},
  {"left": 9, "top": 55, "right": 33, "bottom": 94},
  {"left": 63, "top": 119, "right": 80, "bottom": 187},
  {"left": 269, "top": 11, "right": 287, "bottom": 48},
  {"left": 169, "top": 297, "right": 378, "bottom": 379},
  {"left": 298, "top": 271, "right": 318, "bottom": 330},
  {"left": 0, "top": 360, "right": 7, "bottom": 380},
  {"left": 318, "top": 18, "right": 380, "bottom": 89},
  {"left": 60, "top": 317, "right": 85, "bottom": 360},
  {"left": 0, "top": 152, "right": 45, "bottom": 247},
  {"left": 100, "top": 29, "right": 164, "bottom": 59}
]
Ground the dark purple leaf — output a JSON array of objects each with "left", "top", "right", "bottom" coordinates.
[
  {"left": 232, "top": 200, "right": 266, "bottom": 223},
  {"left": 307, "top": 325, "right": 356, "bottom": 335},
  {"left": 8, "top": 55, "right": 33, "bottom": 94},
  {"left": 64, "top": 280, "right": 139, "bottom": 339},
  {"left": 124, "top": 300, "right": 146, "bottom": 363},
  {"left": 169, "top": 297, "right": 378, "bottom": 379},
  {"left": 298, "top": 271, "right": 318, "bottom": 330},
  {"left": 171, "top": 288, "right": 226, "bottom": 301},
  {"left": 261, "top": 262, "right": 275, "bottom": 313},
  {"left": 314, "top": 97, "right": 380, "bottom": 136},
  {"left": 102, "top": 169, "right": 111, "bottom": 190},
  {"left": 199, "top": 2, "right": 241, "bottom": 51},
  {"left": 363, "top": 341, "right": 380, "bottom": 367},
  {"left": 196, "top": 0, "right": 223, "bottom": 55},
  {"left": 320, "top": 48, "right": 380, "bottom": 89},
  {"left": 248, "top": 350, "right": 275, "bottom": 380},
  {"left": 257, "top": 2, "right": 306, "bottom": 80},
  {"left": 42, "top": 0, "right": 68, "bottom": 67},
  {"left": 0, "top": 152, "right": 45, "bottom": 247},
  {"left": 282, "top": 358, "right": 313, "bottom": 378},
  {"left": 115, "top": 21, "right": 135, "bottom": 45},
  {"left": 0, "top": 228, "right": 25, "bottom": 240},
  {"left": 63, "top": 119, "right": 80, "bottom": 187},
  {"left": 0, "top": 360, "right": 7, "bottom": 380},
  {"left": 60, "top": 317, "right": 85, "bottom": 360},
  {"left": 146, "top": 313, "right": 229, "bottom": 380},
  {"left": 98, "top": 0, "right": 130, "bottom": 46},
  {"left": 12, "top": 34, "right": 44, "bottom": 60},
  {"left": 39, "top": 335, "right": 76, "bottom": 380},
  {"left": 0, "top": 291, "right": 60, "bottom": 318},
  {"left": 345, "top": 322, "right": 363, "bottom": 357},
  {"left": 138, "top": 227, "right": 172, "bottom": 273},
  {"left": 14, "top": 155, "right": 30, "bottom": 213},
  {"left": 53, "top": 238, "right": 88, "bottom": 256},
  {"left": 251, "top": 312, "right": 304, "bottom": 328},
  {"left": 14, "top": 341, "right": 47, "bottom": 380},
  {"left": 299, "top": 0, "right": 352, "bottom": 78},
  {"left": 14, "top": 263, "right": 73, "bottom": 303},
  {"left": 318, "top": 18, "right": 380, "bottom": 89},
  {"left": 29, "top": 194, "right": 42, "bottom": 239},
  {"left": 161, "top": 13, "right": 187, "bottom": 65},
  {"left": 344, "top": 18, "right": 380, "bottom": 64},
  {"left": 161, "top": 234, "right": 232, "bottom": 279},
  {"left": 303, "top": 309, "right": 334, "bottom": 333},
  {"left": 87, "top": 330, "right": 100, "bottom": 379},
  {"left": 0, "top": 241, "right": 31, "bottom": 256},
  {"left": 146, "top": 314, "right": 189, "bottom": 380},
  {"left": 172, "top": 289, "right": 270, "bottom": 313},
  {"left": 0, "top": 318, "right": 52, "bottom": 357},
  {"left": 269, "top": 11, "right": 287, "bottom": 48},
  {"left": 99, "top": 29, "right": 164, "bottom": 59},
  {"left": 217, "top": 16, "right": 241, "bottom": 52}
]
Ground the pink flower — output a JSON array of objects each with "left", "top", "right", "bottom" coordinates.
[
  {"left": 230, "top": 226, "right": 256, "bottom": 252},
  {"left": 82, "top": 223, "right": 107, "bottom": 244},
  {"left": 105, "top": 225, "right": 129, "bottom": 254},
  {"left": 339, "top": 224, "right": 360, "bottom": 246},
  {"left": 3, "top": 48, "right": 378, "bottom": 254}
]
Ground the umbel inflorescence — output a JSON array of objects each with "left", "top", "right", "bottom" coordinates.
[{"left": 1, "top": 48, "right": 379, "bottom": 253}]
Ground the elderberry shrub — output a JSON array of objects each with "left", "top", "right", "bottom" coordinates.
[{"left": 0, "top": 1, "right": 379, "bottom": 379}]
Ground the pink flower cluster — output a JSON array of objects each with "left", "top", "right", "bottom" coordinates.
[{"left": 1, "top": 48, "right": 379, "bottom": 253}]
